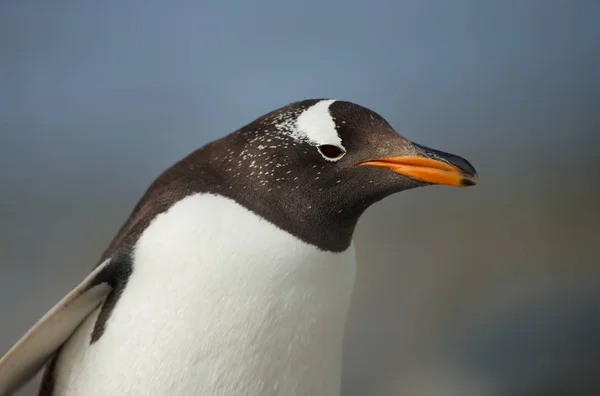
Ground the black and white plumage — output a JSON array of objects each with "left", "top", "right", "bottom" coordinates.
[{"left": 0, "top": 99, "right": 477, "bottom": 396}]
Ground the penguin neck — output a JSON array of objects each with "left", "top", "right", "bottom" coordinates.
[
  {"left": 225, "top": 184, "right": 362, "bottom": 252},
  {"left": 184, "top": 140, "right": 365, "bottom": 253}
]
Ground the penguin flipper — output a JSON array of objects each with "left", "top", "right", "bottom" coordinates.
[{"left": 0, "top": 258, "right": 113, "bottom": 396}]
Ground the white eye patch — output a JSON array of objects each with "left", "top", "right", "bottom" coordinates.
[{"left": 292, "top": 99, "right": 346, "bottom": 161}]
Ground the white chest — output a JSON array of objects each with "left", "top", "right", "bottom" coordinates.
[{"left": 54, "top": 193, "right": 357, "bottom": 396}]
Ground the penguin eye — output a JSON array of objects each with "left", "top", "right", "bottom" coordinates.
[{"left": 317, "top": 145, "right": 345, "bottom": 160}]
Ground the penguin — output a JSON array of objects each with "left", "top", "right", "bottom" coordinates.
[{"left": 0, "top": 99, "right": 477, "bottom": 396}]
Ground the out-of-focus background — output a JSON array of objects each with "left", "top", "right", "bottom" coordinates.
[{"left": 1, "top": 1, "right": 599, "bottom": 395}]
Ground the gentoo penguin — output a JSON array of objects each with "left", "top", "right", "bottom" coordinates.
[{"left": 0, "top": 99, "right": 477, "bottom": 396}]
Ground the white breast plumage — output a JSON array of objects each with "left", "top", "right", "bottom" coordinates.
[{"left": 53, "top": 193, "right": 357, "bottom": 396}]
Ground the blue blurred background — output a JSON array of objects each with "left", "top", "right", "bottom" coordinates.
[{"left": 1, "top": 1, "right": 599, "bottom": 395}]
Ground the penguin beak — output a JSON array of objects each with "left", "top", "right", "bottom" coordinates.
[{"left": 355, "top": 142, "right": 478, "bottom": 187}]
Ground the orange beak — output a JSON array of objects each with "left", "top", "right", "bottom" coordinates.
[{"left": 355, "top": 145, "right": 477, "bottom": 187}]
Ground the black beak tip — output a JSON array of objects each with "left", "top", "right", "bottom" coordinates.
[
  {"left": 460, "top": 177, "right": 477, "bottom": 187},
  {"left": 453, "top": 156, "right": 477, "bottom": 179},
  {"left": 453, "top": 157, "right": 478, "bottom": 186},
  {"left": 413, "top": 142, "right": 478, "bottom": 182}
]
